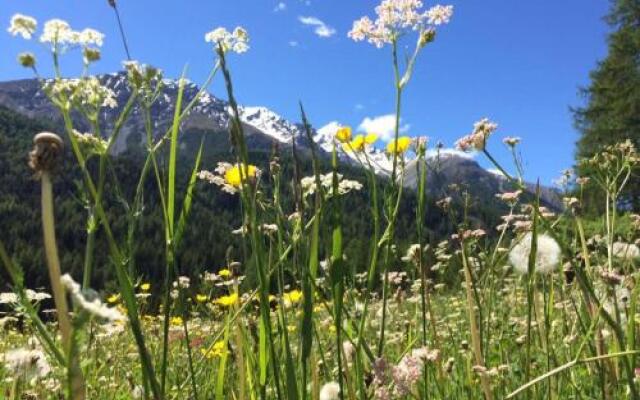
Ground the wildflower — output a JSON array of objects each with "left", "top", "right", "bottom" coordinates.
[
  {"left": 496, "top": 190, "right": 522, "bottom": 204},
  {"left": 8, "top": 14, "right": 37, "bottom": 39},
  {"left": 40, "top": 19, "right": 76, "bottom": 47},
  {"left": 215, "top": 292, "right": 239, "bottom": 307},
  {"left": 140, "top": 283, "right": 151, "bottom": 291},
  {"left": 78, "top": 28, "right": 104, "bottom": 47},
  {"left": 199, "top": 162, "right": 261, "bottom": 194},
  {"left": 612, "top": 242, "right": 640, "bottom": 260},
  {"left": 205, "top": 26, "right": 250, "bottom": 54},
  {"left": 386, "top": 136, "right": 412, "bottom": 155},
  {"left": 260, "top": 223, "right": 279, "bottom": 234},
  {"left": 2, "top": 348, "right": 51, "bottom": 382},
  {"left": 0, "top": 292, "right": 19, "bottom": 304},
  {"left": 365, "top": 133, "right": 379, "bottom": 144},
  {"left": 283, "top": 289, "right": 303, "bottom": 306},
  {"left": 201, "top": 341, "right": 227, "bottom": 359},
  {"left": 503, "top": 136, "right": 521, "bottom": 147},
  {"left": 335, "top": 126, "right": 352, "bottom": 143},
  {"left": 83, "top": 47, "right": 101, "bottom": 64},
  {"left": 455, "top": 118, "right": 498, "bottom": 152},
  {"left": 195, "top": 294, "right": 208, "bottom": 303},
  {"left": 348, "top": 0, "right": 453, "bottom": 48},
  {"left": 170, "top": 316, "right": 183, "bottom": 326},
  {"left": 319, "top": 382, "right": 341, "bottom": 400},
  {"left": 17, "top": 52, "right": 36, "bottom": 68},
  {"left": 218, "top": 268, "right": 232, "bottom": 278},
  {"left": 401, "top": 244, "right": 422, "bottom": 266},
  {"left": 418, "top": 28, "right": 436, "bottom": 48},
  {"left": 509, "top": 233, "right": 561, "bottom": 275},
  {"left": 106, "top": 294, "right": 120, "bottom": 304},
  {"left": 226, "top": 164, "right": 258, "bottom": 187},
  {"left": 344, "top": 134, "right": 366, "bottom": 152},
  {"left": 300, "top": 173, "right": 363, "bottom": 198},
  {"left": 24, "top": 290, "right": 51, "bottom": 302},
  {"left": 174, "top": 276, "right": 191, "bottom": 289},
  {"left": 61, "top": 274, "right": 126, "bottom": 322},
  {"left": 426, "top": 5, "right": 454, "bottom": 25}
]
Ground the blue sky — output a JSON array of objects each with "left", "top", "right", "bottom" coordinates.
[{"left": 1, "top": 0, "right": 611, "bottom": 184}]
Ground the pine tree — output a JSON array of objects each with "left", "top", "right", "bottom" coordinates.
[{"left": 573, "top": 0, "right": 640, "bottom": 210}]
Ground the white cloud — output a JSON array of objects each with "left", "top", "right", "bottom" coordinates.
[
  {"left": 288, "top": 40, "right": 299, "bottom": 47},
  {"left": 357, "top": 114, "right": 410, "bottom": 142},
  {"left": 354, "top": 103, "right": 365, "bottom": 111},
  {"left": 274, "top": 2, "right": 287, "bottom": 12},
  {"left": 298, "top": 16, "right": 336, "bottom": 38}
]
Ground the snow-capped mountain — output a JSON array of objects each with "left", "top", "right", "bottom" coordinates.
[{"left": 0, "top": 72, "right": 561, "bottom": 209}]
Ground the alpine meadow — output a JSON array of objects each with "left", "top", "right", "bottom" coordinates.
[{"left": 2, "top": 1, "right": 640, "bottom": 399}]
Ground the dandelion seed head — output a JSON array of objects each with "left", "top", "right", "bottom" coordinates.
[{"left": 509, "top": 233, "right": 561, "bottom": 275}]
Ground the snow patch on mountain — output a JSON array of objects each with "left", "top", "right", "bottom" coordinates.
[{"left": 238, "top": 106, "right": 302, "bottom": 144}]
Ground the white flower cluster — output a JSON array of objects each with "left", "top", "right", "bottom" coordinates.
[
  {"left": 44, "top": 77, "right": 118, "bottom": 110},
  {"left": 60, "top": 274, "right": 126, "bottom": 322},
  {"left": 73, "top": 129, "right": 108, "bottom": 155},
  {"left": 205, "top": 26, "right": 249, "bottom": 54},
  {"left": 8, "top": 14, "right": 37, "bottom": 39},
  {"left": 39, "top": 19, "right": 104, "bottom": 48},
  {"left": 300, "top": 173, "right": 363, "bottom": 198},
  {"left": 1, "top": 347, "right": 51, "bottom": 382},
  {"left": 509, "top": 233, "right": 561, "bottom": 275},
  {"left": 455, "top": 118, "right": 498, "bottom": 152},
  {"left": 0, "top": 290, "right": 51, "bottom": 305},
  {"left": 390, "top": 347, "right": 439, "bottom": 396},
  {"left": 348, "top": 0, "right": 453, "bottom": 48}
]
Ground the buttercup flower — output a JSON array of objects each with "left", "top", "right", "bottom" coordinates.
[
  {"left": 387, "top": 136, "right": 412, "bottom": 155},
  {"left": 199, "top": 162, "right": 261, "bottom": 194},
  {"left": 8, "top": 14, "right": 37, "bottom": 39},
  {"left": 283, "top": 289, "right": 303, "bottom": 306},
  {"left": 215, "top": 292, "right": 239, "bottom": 307},
  {"left": 335, "top": 126, "right": 352, "bottom": 143},
  {"left": 201, "top": 341, "right": 227, "bottom": 359}
]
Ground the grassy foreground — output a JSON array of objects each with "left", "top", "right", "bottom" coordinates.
[{"left": 2, "top": 2, "right": 640, "bottom": 400}]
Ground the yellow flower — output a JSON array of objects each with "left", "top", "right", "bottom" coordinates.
[
  {"left": 196, "top": 294, "right": 208, "bottom": 303},
  {"left": 170, "top": 316, "right": 183, "bottom": 326},
  {"left": 386, "top": 136, "right": 412, "bottom": 155},
  {"left": 218, "top": 268, "right": 232, "bottom": 278},
  {"left": 201, "top": 340, "right": 227, "bottom": 359},
  {"left": 365, "top": 133, "right": 378, "bottom": 145},
  {"left": 140, "top": 283, "right": 151, "bottom": 292},
  {"left": 335, "top": 126, "right": 352, "bottom": 143},
  {"left": 107, "top": 294, "right": 120, "bottom": 304},
  {"left": 350, "top": 134, "right": 366, "bottom": 152},
  {"left": 215, "top": 292, "right": 239, "bottom": 307},
  {"left": 224, "top": 164, "right": 258, "bottom": 188},
  {"left": 283, "top": 289, "right": 303, "bottom": 305}
]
